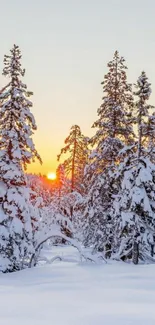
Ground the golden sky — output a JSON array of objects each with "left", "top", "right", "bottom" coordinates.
[{"left": 0, "top": 0, "right": 155, "bottom": 176}]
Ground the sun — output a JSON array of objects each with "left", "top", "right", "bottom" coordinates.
[{"left": 47, "top": 172, "right": 56, "bottom": 180}]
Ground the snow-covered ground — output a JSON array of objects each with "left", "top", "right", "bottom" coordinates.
[{"left": 0, "top": 246, "right": 155, "bottom": 325}]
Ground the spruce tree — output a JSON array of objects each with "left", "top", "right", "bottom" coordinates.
[
  {"left": 91, "top": 50, "right": 134, "bottom": 172},
  {"left": 56, "top": 163, "right": 67, "bottom": 199},
  {"left": 146, "top": 113, "right": 155, "bottom": 162},
  {"left": 0, "top": 45, "right": 41, "bottom": 272},
  {"left": 57, "top": 125, "right": 89, "bottom": 193},
  {"left": 84, "top": 51, "right": 134, "bottom": 257},
  {"left": 114, "top": 72, "right": 155, "bottom": 264}
]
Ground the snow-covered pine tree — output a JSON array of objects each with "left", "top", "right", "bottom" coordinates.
[
  {"left": 114, "top": 72, "right": 155, "bottom": 264},
  {"left": 144, "top": 112, "right": 155, "bottom": 163},
  {"left": 91, "top": 50, "right": 134, "bottom": 172},
  {"left": 57, "top": 125, "right": 90, "bottom": 194},
  {"left": 0, "top": 45, "right": 41, "bottom": 272},
  {"left": 27, "top": 174, "right": 52, "bottom": 207},
  {"left": 84, "top": 51, "right": 134, "bottom": 257},
  {"left": 56, "top": 163, "right": 68, "bottom": 199}
]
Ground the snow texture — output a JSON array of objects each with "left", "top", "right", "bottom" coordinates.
[{"left": 0, "top": 245, "right": 155, "bottom": 325}]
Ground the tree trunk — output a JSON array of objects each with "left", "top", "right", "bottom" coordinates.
[
  {"left": 70, "top": 205, "right": 73, "bottom": 222},
  {"left": 132, "top": 241, "right": 139, "bottom": 265},
  {"left": 71, "top": 132, "right": 77, "bottom": 192},
  {"left": 137, "top": 100, "right": 143, "bottom": 161},
  {"left": 151, "top": 244, "right": 154, "bottom": 257}
]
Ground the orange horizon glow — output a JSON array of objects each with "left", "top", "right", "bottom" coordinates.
[{"left": 47, "top": 172, "right": 56, "bottom": 180}]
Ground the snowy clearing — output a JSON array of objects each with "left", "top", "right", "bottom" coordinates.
[{"left": 0, "top": 246, "right": 155, "bottom": 325}]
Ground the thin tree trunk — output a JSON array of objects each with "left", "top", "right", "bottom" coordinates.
[
  {"left": 137, "top": 101, "right": 142, "bottom": 161},
  {"left": 71, "top": 130, "right": 77, "bottom": 192},
  {"left": 113, "top": 53, "right": 118, "bottom": 139},
  {"left": 70, "top": 206, "right": 73, "bottom": 222},
  {"left": 151, "top": 244, "right": 154, "bottom": 257},
  {"left": 58, "top": 184, "right": 61, "bottom": 199},
  {"left": 132, "top": 241, "right": 139, "bottom": 265}
]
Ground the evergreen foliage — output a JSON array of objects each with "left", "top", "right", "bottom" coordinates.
[
  {"left": 0, "top": 45, "right": 41, "bottom": 272},
  {"left": 114, "top": 72, "right": 155, "bottom": 263},
  {"left": 0, "top": 46, "right": 155, "bottom": 271},
  {"left": 83, "top": 51, "right": 134, "bottom": 258},
  {"left": 57, "top": 125, "right": 90, "bottom": 193}
]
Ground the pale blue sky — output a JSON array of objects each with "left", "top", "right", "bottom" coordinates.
[{"left": 0, "top": 0, "right": 155, "bottom": 174}]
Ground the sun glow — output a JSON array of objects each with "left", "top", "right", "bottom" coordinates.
[{"left": 47, "top": 172, "right": 56, "bottom": 180}]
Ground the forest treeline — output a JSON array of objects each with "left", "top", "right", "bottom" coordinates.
[
  {"left": 55, "top": 50, "right": 155, "bottom": 265},
  {"left": 0, "top": 45, "right": 154, "bottom": 272}
]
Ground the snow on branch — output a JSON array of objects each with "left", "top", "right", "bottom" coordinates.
[{"left": 29, "top": 230, "right": 107, "bottom": 268}]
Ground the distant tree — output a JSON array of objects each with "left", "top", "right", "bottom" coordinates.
[
  {"left": 56, "top": 163, "right": 67, "bottom": 198},
  {"left": 27, "top": 174, "right": 52, "bottom": 206},
  {"left": 135, "top": 72, "right": 152, "bottom": 159},
  {"left": 146, "top": 113, "right": 155, "bottom": 162},
  {"left": 0, "top": 45, "right": 41, "bottom": 272},
  {"left": 57, "top": 125, "right": 90, "bottom": 193}
]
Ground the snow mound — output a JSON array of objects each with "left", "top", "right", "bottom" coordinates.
[{"left": 0, "top": 246, "right": 155, "bottom": 325}]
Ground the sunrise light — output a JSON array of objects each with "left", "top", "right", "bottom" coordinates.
[{"left": 47, "top": 172, "right": 56, "bottom": 180}]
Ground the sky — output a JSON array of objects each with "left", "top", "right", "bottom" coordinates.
[{"left": 0, "top": 0, "right": 155, "bottom": 175}]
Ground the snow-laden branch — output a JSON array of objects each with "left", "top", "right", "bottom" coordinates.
[
  {"left": 29, "top": 230, "right": 107, "bottom": 268},
  {"left": 37, "top": 255, "right": 79, "bottom": 264}
]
